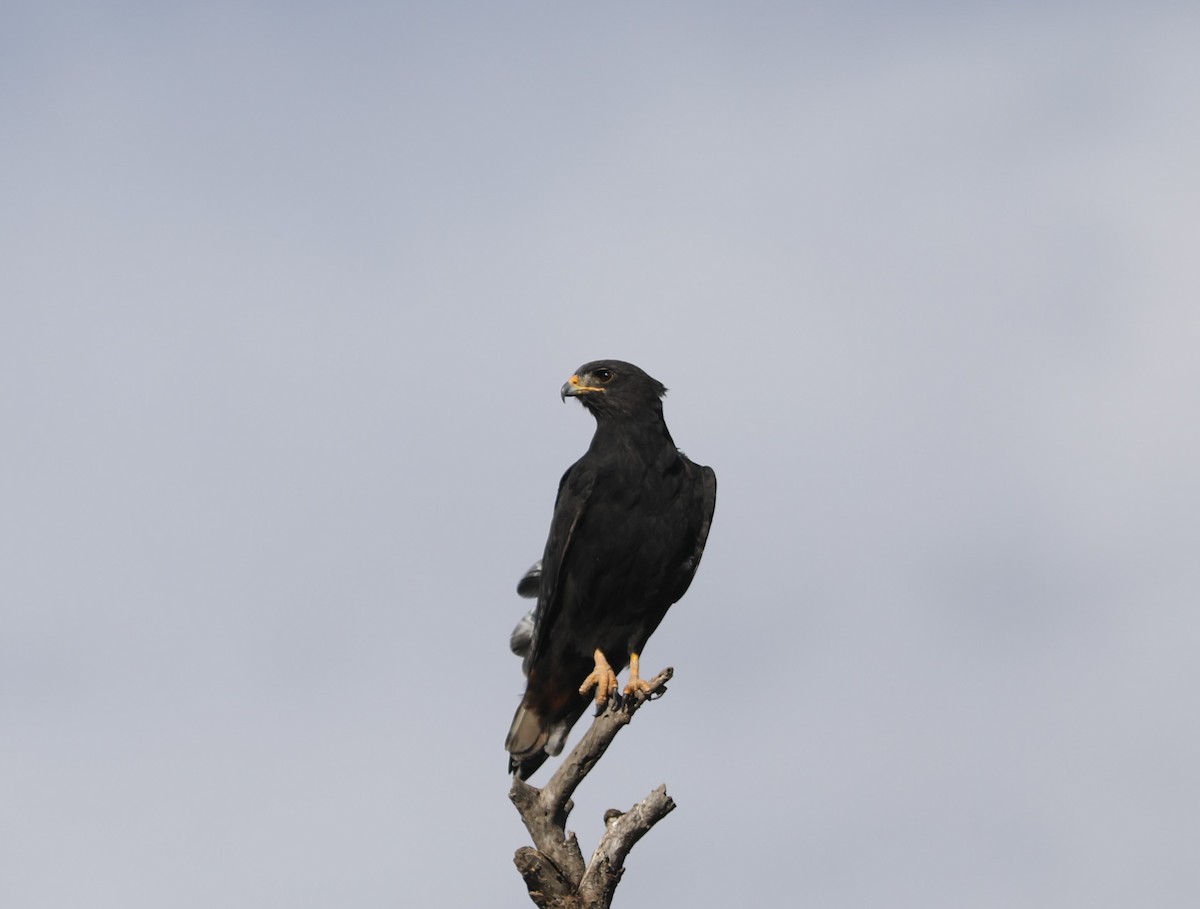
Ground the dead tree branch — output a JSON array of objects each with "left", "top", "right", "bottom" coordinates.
[{"left": 508, "top": 667, "right": 677, "bottom": 909}]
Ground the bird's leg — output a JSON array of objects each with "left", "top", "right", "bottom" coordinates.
[
  {"left": 579, "top": 648, "right": 620, "bottom": 710},
  {"left": 623, "top": 652, "right": 655, "bottom": 701}
]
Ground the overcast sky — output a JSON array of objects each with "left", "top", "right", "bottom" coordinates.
[{"left": 3, "top": 3, "right": 1199, "bottom": 907}]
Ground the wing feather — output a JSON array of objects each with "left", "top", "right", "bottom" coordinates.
[
  {"left": 523, "top": 463, "right": 596, "bottom": 672},
  {"left": 669, "top": 461, "right": 717, "bottom": 603}
]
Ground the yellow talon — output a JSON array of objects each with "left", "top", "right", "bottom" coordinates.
[
  {"left": 579, "top": 648, "right": 619, "bottom": 708},
  {"left": 623, "top": 652, "right": 654, "bottom": 700}
]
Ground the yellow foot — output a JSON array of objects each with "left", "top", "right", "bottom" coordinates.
[
  {"left": 579, "top": 649, "right": 619, "bottom": 709},
  {"left": 623, "top": 652, "right": 655, "bottom": 702}
]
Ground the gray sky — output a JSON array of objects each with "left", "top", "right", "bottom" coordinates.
[{"left": 3, "top": 3, "right": 1199, "bottom": 907}]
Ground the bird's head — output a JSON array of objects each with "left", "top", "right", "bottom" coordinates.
[{"left": 560, "top": 360, "right": 667, "bottom": 418}]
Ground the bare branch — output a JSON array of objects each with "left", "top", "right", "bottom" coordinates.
[
  {"left": 513, "top": 847, "right": 582, "bottom": 909},
  {"left": 578, "top": 785, "right": 676, "bottom": 907},
  {"left": 510, "top": 774, "right": 587, "bottom": 886},
  {"left": 542, "top": 667, "right": 673, "bottom": 816},
  {"left": 509, "top": 667, "right": 676, "bottom": 909}
]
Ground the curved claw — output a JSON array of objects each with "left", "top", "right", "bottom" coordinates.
[{"left": 623, "top": 676, "right": 655, "bottom": 701}]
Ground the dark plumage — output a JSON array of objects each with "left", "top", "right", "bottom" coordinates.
[
  {"left": 508, "top": 562, "right": 540, "bottom": 657},
  {"left": 505, "top": 360, "right": 717, "bottom": 779}
]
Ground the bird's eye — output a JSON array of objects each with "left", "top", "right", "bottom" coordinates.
[{"left": 594, "top": 368, "right": 614, "bottom": 383}]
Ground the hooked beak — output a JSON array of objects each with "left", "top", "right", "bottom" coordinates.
[{"left": 560, "top": 373, "right": 607, "bottom": 401}]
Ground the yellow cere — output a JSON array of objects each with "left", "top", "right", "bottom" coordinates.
[{"left": 570, "top": 374, "right": 607, "bottom": 393}]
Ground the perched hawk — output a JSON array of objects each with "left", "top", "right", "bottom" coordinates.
[{"left": 505, "top": 360, "right": 717, "bottom": 779}]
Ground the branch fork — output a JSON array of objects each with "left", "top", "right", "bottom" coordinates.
[{"left": 509, "top": 667, "right": 677, "bottom": 909}]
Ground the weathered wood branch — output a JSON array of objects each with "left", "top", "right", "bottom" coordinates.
[
  {"left": 578, "top": 784, "right": 676, "bottom": 907},
  {"left": 508, "top": 667, "right": 677, "bottom": 909}
]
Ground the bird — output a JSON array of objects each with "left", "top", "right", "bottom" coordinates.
[{"left": 505, "top": 360, "right": 717, "bottom": 779}]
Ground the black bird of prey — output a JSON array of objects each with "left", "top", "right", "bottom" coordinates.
[{"left": 505, "top": 360, "right": 717, "bottom": 779}]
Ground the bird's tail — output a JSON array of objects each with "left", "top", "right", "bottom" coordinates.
[{"left": 505, "top": 697, "right": 584, "bottom": 780}]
